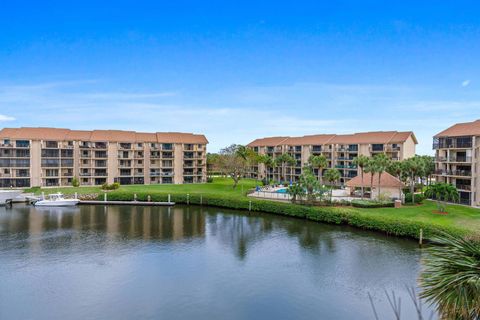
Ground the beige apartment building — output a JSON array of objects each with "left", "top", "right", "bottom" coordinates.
[
  {"left": 247, "top": 131, "right": 417, "bottom": 185},
  {"left": 433, "top": 120, "right": 480, "bottom": 206},
  {"left": 0, "top": 127, "right": 207, "bottom": 188}
]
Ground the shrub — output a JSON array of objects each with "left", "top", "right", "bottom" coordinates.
[
  {"left": 71, "top": 176, "right": 80, "bottom": 187},
  {"left": 351, "top": 199, "right": 394, "bottom": 208},
  {"left": 101, "top": 182, "right": 120, "bottom": 190},
  {"left": 206, "top": 177, "right": 213, "bottom": 183},
  {"left": 404, "top": 193, "right": 425, "bottom": 204},
  {"left": 97, "top": 190, "right": 469, "bottom": 240}
]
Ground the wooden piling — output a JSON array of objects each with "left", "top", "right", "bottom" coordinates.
[{"left": 419, "top": 228, "right": 423, "bottom": 247}]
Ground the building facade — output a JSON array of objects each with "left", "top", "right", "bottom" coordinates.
[
  {"left": 0, "top": 127, "right": 208, "bottom": 188},
  {"left": 247, "top": 131, "right": 417, "bottom": 185},
  {"left": 433, "top": 120, "right": 480, "bottom": 206}
]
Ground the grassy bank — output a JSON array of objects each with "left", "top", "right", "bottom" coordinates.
[{"left": 25, "top": 178, "right": 480, "bottom": 239}]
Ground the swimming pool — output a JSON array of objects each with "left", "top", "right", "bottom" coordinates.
[{"left": 275, "top": 188, "right": 288, "bottom": 194}]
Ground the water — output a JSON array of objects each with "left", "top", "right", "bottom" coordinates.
[{"left": 0, "top": 205, "right": 435, "bottom": 320}]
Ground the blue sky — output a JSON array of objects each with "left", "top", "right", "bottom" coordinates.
[{"left": 0, "top": 1, "right": 479, "bottom": 153}]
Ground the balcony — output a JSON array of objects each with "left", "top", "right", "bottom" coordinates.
[
  {"left": 15, "top": 141, "right": 30, "bottom": 148},
  {"left": 385, "top": 146, "right": 401, "bottom": 152},
  {"left": 335, "top": 165, "right": 358, "bottom": 169},
  {"left": 94, "top": 143, "right": 107, "bottom": 149},
  {"left": 434, "top": 170, "right": 472, "bottom": 177},
  {"left": 456, "top": 184, "right": 472, "bottom": 191},
  {"left": 433, "top": 137, "right": 473, "bottom": 149},
  {"left": 119, "top": 143, "right": 132, "bottom": 150}
]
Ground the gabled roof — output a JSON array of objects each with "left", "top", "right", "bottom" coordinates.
[
  {"left": 0, "top": 127, "right": 208, "bottom": 144},
  {"left": 247, "top": 136, "right": 290, "bottom": 147},
  {"left": 285, "top": 134, "right": 336, "bottom": 146},
  {"left": 434, "top": 120, "right": 480, "bottom": 138},
  {"left": 247, "top": 131, "right": 417, "bottom": 147},
  {"left": 346, "top": 172, "right": 404, "bottom": 188}
]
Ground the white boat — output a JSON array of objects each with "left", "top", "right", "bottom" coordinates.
[
  {"left": 0, "top": 190, "right": 23, "bottom": 205},
  {"left": 34, "top": 193, "right": 80, "bottom": 207}
]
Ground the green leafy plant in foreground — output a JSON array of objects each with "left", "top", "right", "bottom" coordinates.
[{"left": 420, "top": 233, "right": 480, "bottom": 319}]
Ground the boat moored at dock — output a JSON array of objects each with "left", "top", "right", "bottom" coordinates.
[{"left": 34, "top": 193, "right": 80, "bottom": 207}]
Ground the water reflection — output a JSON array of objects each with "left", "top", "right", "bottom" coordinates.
[
  {"left": 0, "top": 204, "right": 434, "bottom": 320},
  {"left": 0, "top": 205, "right": 206, "bottom": 255},
  {"left": 1, "top": 205, "right": 409, "bottom": 261}
]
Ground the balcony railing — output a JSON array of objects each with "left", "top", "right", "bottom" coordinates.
[
  {"left": 435, "top": 156, "right": 472, "bottom": 163},
  {"left": 434, "top": 170, "right": 472, "bottom": 177},
  {"left": 456, "top": 184, "right": 472, "bottom": 191}
]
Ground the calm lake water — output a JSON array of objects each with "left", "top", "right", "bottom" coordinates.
[{"left": 0, "top": 204, "right": 436, "bottom": 320}]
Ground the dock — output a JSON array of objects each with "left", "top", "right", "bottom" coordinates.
[{"left": 79, "top": 200, "right": 175, "bottom": 206}]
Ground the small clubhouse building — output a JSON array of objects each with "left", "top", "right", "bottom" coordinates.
[{"left": 346, "top": 172, "right": 404, "bottom": 200}]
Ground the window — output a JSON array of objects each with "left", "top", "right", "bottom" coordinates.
[
  {"left": 4, "top": 169, "right": 10, "bottom": 174},
  {"left": 45, "top": 141, "right": 58, "bottom": 148}
]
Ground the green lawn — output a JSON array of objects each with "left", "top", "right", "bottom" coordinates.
[
  {"left": 355, "top": 200, "right": 480, "bottom": 235},
  {"left": 24, "top": 177, "right": 480, "bottom": 236},
  {"left": 25, "top": 177, "right": 258, "bottom": 198}
]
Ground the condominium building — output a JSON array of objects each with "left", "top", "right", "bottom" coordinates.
[
  {"left": 0, "top": 127, "right": 208, "bottom": 188},
  {"left": 247, "top": 131, "right": 417, "bottom": 185},
  {"left": 433, "top": 120, "right": 480, "bottom": 206}
]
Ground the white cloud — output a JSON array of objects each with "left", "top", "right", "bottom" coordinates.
[
  {"left": 0, "top": 114, "right": 15, "bottom": 121},
  {"left": 462, "top": 80, "right": 471, "bottom": 87},
  {"left": 2, "top": 80, "right": 480, "bottom": 154}
]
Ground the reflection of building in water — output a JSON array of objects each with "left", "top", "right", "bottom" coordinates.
[
  {"left": 59, "top": 205, "right": 207, "bottom": 241},
  {"left": 0, "top": 206, "right": 207, "bottom": 254}
]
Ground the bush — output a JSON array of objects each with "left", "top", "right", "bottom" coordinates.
[
  {"left": 405, "top": 193, "right": 425, "bottom": 204},
  {"left": 97, "top": 190, "right": 468, "bottom": 240},
  {"left": 101, "top": 182, "right": 120, "bottom": 190},
  {"left": 206, "top": 177, "right": 213, "bottom": 183},
  {"left": 351, "top": 199, "right": 394, "bottom": 208},
  {"left": 71, "top": 176, "right": 80, "bottom": 187}
]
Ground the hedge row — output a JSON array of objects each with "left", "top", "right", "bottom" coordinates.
[
  {"left": 99, "top": 191, "right": 468, "bottom": 240},
  {"left": 351, "top": 200, "right": 394, "bottom": 208}
]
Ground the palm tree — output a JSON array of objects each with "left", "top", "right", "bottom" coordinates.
[
  {"left": 308, "top": 155, "right": 328, "bottom": 186},
  {"left": 424, "top": 182, "right": 460, "bottom": 213},
  {"left": 404, "top": 156, "right": 425, "bottom": 204},
  {"left": 420, "top": 232, "right": 480, "bottom": 319},
  {"left": 275, "top": 153, "right": 296, "bottom": 183},
  {"left": 372, "top": 153, "right": 390, "bottom": 198},
  {"left": 287, "top": 183, "right": 305, "bottom": 204},
  {"left": 258, "top": 155, "right": 274, "bottom": 183},
  {"left": 298, "top": 167, "right": 320, "bottom": 204},
  {"left": 324, "top": 168, "right": 341, "bottom": 202},
  {"left": 353, "top": 155, "right": 369, "bottom": 199},
  {"left": 387, "top": 160, "right": 405, "bottom": 202},
  {"left": 363, "top": 158, "right": 376, "bottom": 199}
]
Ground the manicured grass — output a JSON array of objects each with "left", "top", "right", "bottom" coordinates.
[
  {"left": 24, "top": 177, "right": 258, "bottom": 198},
  {"left": 24, "top": 177, "right": 480, "bottom": 238},
  {"left": 355, "top": 201, "right": 480, "bottom": 235}
]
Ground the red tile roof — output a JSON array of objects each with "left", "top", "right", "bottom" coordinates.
[
  {"left": 346, "top": 172, "right": 404, "bottom": 188},
  {"left": 0, "top": 127, "right": 208, "bottom": 144},
  {"left": 434, "top": 120, "right": 480, "bottom": 137},
  {"left": 247, "top": 131, "right": 416, "bottom": 147}
]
